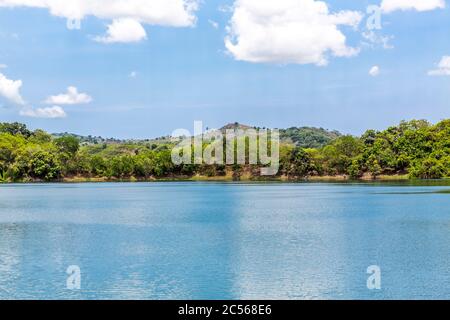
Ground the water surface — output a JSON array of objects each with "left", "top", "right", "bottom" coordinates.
[{"left": 0, "top": 182, "right": 450, "bottom": 299}]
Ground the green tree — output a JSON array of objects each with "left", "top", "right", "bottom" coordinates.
[
  {"left": 90, "top": 155, "right": 108, "bottom": 176},
  {"left": 29, "top": 150, "right": 61, "bottom": 181},
  {"left": 0, "top": 122, "right": 32, "bottom": 137},
  {"left": 54, "top": 136, "right": 80, "bottom": 155},
  {"left": 367, "top": 155, "right": 382, "bottom": 179},
  {"left": 108, "top": 155, "right": 135, "bottom": 178},
  {"left": 319, "top": 136, "right": 363, "bottom": 175},
  {"left": 348, "top": 157, "right": 364, "bottom": 179},
  {"left": 288, "top": 147, "right": 314, "bottom": 177},
  {"left": 30, "top": 129, "right": 52, "bottom": 144},
  {"left": 410, "top": 157, "right": 447, "bottom": 179}
]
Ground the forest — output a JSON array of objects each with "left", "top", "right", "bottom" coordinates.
[{"left": 0, "top": 119, "right": 449, "bottom": 182}]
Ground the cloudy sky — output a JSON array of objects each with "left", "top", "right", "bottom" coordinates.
[{"left": 0, "top": 0, "right": 449, "bottom": 138}]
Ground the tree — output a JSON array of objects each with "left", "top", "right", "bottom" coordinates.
[
  {"left": 108, "top": 155, "right": 135, "bottom": 178},
  {"left": 54, "top": 136, "right": 80, "bottom": 176},
  {"left": 367, "top": 155, "right": 382, "bottom": 179},
  {"left": 289, "top": 147, "right": 314, "bottom": 178},
  {"left": 348, "top": 157, "right": 364, "bottom": 179},
  {"left": 89, "top": 155, "right": 108, "bottom": 176},
  {"left": 410, "top": 157, "right": 447, "bottom": 179},
  {"left": 150, "top": 150, "right": 174, "bottom": 177},
  {"left": 0, "top": 122, "right": 32, "bottom": 137},
  {"left": 54, "top": 136, "right": 80, "bottom": 155},
  {"left": 134, "top": 154, "right": 154, "bottom": 178},
  {"left": 318, "top": 136, "right": 363, "bottom": 175},
  {"left": 29, "top": 150, "right": 61, "bottom": 181},
  {"left": 30, "top": 129, "right": 52, "bottom": 144},
  {"left": 361, "top": 130, "right": 377, "bottom": 146}
]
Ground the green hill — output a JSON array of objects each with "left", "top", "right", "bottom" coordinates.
[
  {"left": 279, "top": 127, "right": 341, "bottom": 148},
  {"left": 53, "top": 123, "right": 342, "bottom": 149}
]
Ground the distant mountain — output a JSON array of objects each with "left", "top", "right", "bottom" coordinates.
[
  {"left": 53, "top": 123, "right": 342, "bottom": 149},
  {"left": 218, "top": 123, "right": 340, "bottom": 148},
  {"left": 220, "top": 123, "right": 253, "bottom": 131},
  {"left": 220, "top": 123, "right": 341, "bottom": 148}
]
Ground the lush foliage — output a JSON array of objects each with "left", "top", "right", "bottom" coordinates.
[
  {"left": 306, "top": 120, "right": 450, "bottom": 179},
  {"left": 279, "top": 126, "right": 341, "bottom": 148},
  {"left": 0, "top": 120, "right": 449, "bottom": 182}
]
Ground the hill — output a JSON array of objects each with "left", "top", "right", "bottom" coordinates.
[
  {"left": 221, "top": 123, "right": 342, "bottom": 148},
  {"left": 279, "top": 127, "right": 341, "bottom": 148},
  {"left": 53, "top": 123, "right": 342, "bottom": 149}
]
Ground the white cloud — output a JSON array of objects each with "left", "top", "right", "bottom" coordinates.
[
  {"left": 129, "top": 71, "right": 138, "bottom": 78},
  {"left": 0, "top": 64, "right": 7, "bottom": 69},
  {"left": 369, "top": 65, "right": 380, "bottom": 77},
  {"left": 0, "top": 72, "right": 72, "bottom": 118},
  {"left": 0, "top": 73, "right": 25, "bottom": 105},
  {"left": 94, "top": 18, "right": 147, "bottom": 44},
  {"left": 381, "top": 0, "right": 445, "bottom": 13},
  {"left": 225, "top": 0, "right": 363, "bottom": 66},
  {"left": 45, "top": 86, "right": 92, "bottom": 105},
  {"left": 20, "top": 106, "right": 66, "bottom": 118},
  {"left": 428, "top": 56, "right": 450, "bottom": 76},
  {"left": 208, "top": 19, "right": 219, "bottom": 29},
  {"left": 0, "top": 0, "right": 199, "bottom": 43}
]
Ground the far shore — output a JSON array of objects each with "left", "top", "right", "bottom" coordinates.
[{"left": 4, "top": 174, "right": 449, "bottom": 184}]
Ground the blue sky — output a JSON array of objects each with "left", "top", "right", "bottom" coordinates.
[{"left": 0, "top": 0, "right": 449, "bottom": 138}]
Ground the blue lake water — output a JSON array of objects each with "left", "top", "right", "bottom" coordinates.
[{"left": 1, "top": 182, "right": 450, "bottom": 300}]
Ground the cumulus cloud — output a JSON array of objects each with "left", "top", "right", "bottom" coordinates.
[
  {"left": 369, "top": 65, "right": 380, "bottom": 77},
  {"left": 20, "top": 106, "right": 66, "bottom": 118},
  {"left": 225, "top": 0, "right": 363, "bottom": 66},
  {"left": 0, "top": 0, "right": 199, "bottom": 43},
  {"left": 428, "top": 56, "right": 450, "bottom": 76},
  {"left": 45, "top": 86, "right": 92, "bottom": 105},
  {"left": 0, "top": 73, "right": 25, "bottom": 105},
  {"left": 0, "top": 71, "right": 70, "bottom": 118},
  {"left": 381, "top": 0, "right": 445, "bottom": 13},
  {"left": 94, "top": 18, "right": 147, "bottom": 43}
]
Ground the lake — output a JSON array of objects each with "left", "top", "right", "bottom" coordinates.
[{"left": 0, "top": 182, "right": 450, "bottom": 299}]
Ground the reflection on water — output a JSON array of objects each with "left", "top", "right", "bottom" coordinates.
[{"left": 0, "top": 182, "right": 450, "bottom": 299}]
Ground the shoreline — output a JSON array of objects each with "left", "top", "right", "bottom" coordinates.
[
  {"left": 3, "top": 174, "right": 448, "bottom": 184},
  {"left": 52, "top": 173, "right": 415, "bottom": 183}
]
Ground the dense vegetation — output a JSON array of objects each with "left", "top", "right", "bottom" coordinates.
[
  {"left": 0, "top": 120, "right": 449, "bottom": 182},
  {"left": 52, "top": 123, "right": 339, "bottom": 149},
  {"left": 279, "top": 126, "right": 341, "bottom": 148},
  {"left": 219, "top": 123, "right": 340, "bottom": 149}
]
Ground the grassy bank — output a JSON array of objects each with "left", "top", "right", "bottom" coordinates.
[{"left": 57, "top": 174, "right": 413, "bottom": 183}]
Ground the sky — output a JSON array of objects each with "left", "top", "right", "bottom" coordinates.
[{"left": 0, "top": 0, "right": 449, "bottom": 139}]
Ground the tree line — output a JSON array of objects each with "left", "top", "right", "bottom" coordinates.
[{"left": 0, "top": 119, "right": 449, "bottom": 182}]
